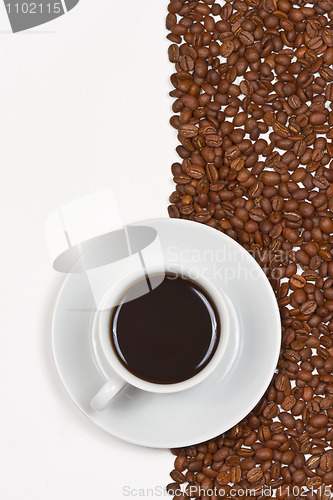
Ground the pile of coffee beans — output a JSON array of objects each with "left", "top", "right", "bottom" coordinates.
[{"left": 166, "top": 0, "right": 333, "bottom": 498}]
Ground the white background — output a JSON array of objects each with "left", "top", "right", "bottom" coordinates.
[{"left": 0, "top": 1, "right": 178, "bottom": 498}]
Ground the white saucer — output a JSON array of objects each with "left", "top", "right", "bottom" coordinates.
[{"left": 52, "top": 218, "right": 281, "bottom": 448}]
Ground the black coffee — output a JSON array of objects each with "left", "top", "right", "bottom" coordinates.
[{"left": 110, "top": 273, "right": 220, "bottom": 384}]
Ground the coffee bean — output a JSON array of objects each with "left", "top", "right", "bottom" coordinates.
[
  {"left": 249, "top": 208, "right": 265, "bottom": 223},
  {"left": 193, "top": 212, "right": 212, "bottom": 223},
  {"left": 309, "top": 414, "right": 329, "bottom": 428},
  {"left": 281, "top": 395, "right": 296, "bottom": 411},
  {"left": 263, "top": 402, "right": 279, "bottom": 418},
  {"left": 283, "top": 227, "right": 299, "bottom": 244},
  {"left": 320, "top": 218, "right": 333, "bottom": 234},
  {"left": 205, "top": 134, "right": 222, "bottom": 148},
  {"left": 220, "top": 41, "right": 234, "bottom": 57},
  {"left": 262, "top": 172, "right": 280, "bottom": 186},
  {"left": 175, "top": 455, "right": 187, "bottom": 472},
  {"left": 168, "top": 44, "right": 180, "bottom": 63},
  {"left": 187, "top": 459, "right": 202, "bottom": 472},
  {"left": 320, "top": 451, "right": 333, "bottom": 472},
  {"left": 275, "top": 374, "right": 290, "bottom": 392},
  {"left": 170, "top": 470, "right": 186, "bottom": 484},
  {"left": 168, "top": 205, "right": 180, "bottom": 218},
  {"left": 240, "top": 80, "right": 253, "bottom": 96},
  {"left": 248, "top": 181, "right": 264, "bottom": 198},
  {"left": 247, "top": 467, "right": 263, "bottom": 483},
  {"left": 181, "top": 95, "right": 199, "bottom": 111},
  {"left": 307, "top": 455, "right": 321, "bottom": 469},
  {"left": 279, "top": 412, "right": 296, "bottom": 429},
  {"left": 290, "top": 275, "right": 306, "bottom": 288},
  {"left": 309, "top": 112, "right": 327, "bottom": 126},
  {"left": 186, "top": 164, "right": 205, "bottom": 179},
  {"left": 255, "top": 447, "right": 274, "bottom": 461},
  {"left": 239, "top": 31, "right": 254, "bottom": 46},
  {"left": 225, "top": 145, "right": 240, "bottom": 161},
  {"left": 326, "top": 83, "right": 333, "bottom": 100},
  {"left": 306, "top": 476, "right": 323, "bottom": 489},
  {"left": 216, "top": 471, "right": 230, "bottom": 486},
  {"left": 288, "top": 95, "right": 301, "bottom": 110},
  {"left": 300, "top": 301, "right": 317, "bottom": 315},
  {"left": 273, "top": 122, "right": 289, "bottom": 139},
  {"left": 320, "top": 67, "right": 333, "bottom": 82},
  {"left": 166, "top": 483, "right": 180, "bottom": 496}
]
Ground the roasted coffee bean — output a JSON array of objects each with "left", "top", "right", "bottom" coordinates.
[
  {"left": 179, "top": 124, "right": 198, "bottom": 138},
  {"left": 186, "top": 164, "right": 205, "bottom": 179},
  {"left": 216, "top": 470, "right": 230, "bottom": 486},
  {"left": 166, "top": 483, "right": 181, "bottom": 496},
  {"left": 320, "top": 451, "right": 333, "bottom": 472},
  {"left": 220, "top": 41, "right": 234, "bottom": 58},
  {"left": 255, "top": 447, "right": 274, "bottom": 461},
  {"left": 247, "top": 467, "right": 263, "bottom": 483},
  {"left": 309, "top": 414, "right": 329, "bottom": 428},
  {"left": 187, "top": 459, "right": 202, "bottom": 472},
  {"left": 170, "top": 470, "right": 186, "bottom": 484},
  {"left": 279, "top": 412, "right": 296, "bottom": 429},
  {"left": 282, "top": 395, "right": 296, "bottom": 411},
  {"left": 300, "top": 301, "right": 317, "bottom": 315},
  {"left": 175, "top": 455, "right": 187, "bottom": 472},
  {"left": 275, "top": 374, "right": 290, "bottom": 392},
  {"left": 326, "top": 84, "right": 333, "bottom": 100},
  {"left": 168, "top": 205, "right": 180, "bottom": 218},
  {"left": 239, "top": 31, "right": 254, "bottom": 46},
  {"left": 168, "top": 44, "right": 181, "bottom": 65},
  {"left": 263, "top": 402, "right": 279, "bottom": 419},
  {"left": 290, "top": 275, "right": 306, "bottom": 288}
]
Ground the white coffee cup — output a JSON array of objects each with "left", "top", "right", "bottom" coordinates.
[{"left": 90, "top": 264, "right": 229, "bottom": 411}]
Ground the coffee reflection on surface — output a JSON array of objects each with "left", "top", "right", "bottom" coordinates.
[{"left": 110, "top": 273, "right": 220, "bottom": 384}]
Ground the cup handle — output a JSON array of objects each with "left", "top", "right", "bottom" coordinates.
[{"left": 90, "top": 375, "right": 127, "bottom": 410}]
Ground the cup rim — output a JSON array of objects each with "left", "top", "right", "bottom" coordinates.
[{"left": 95, "top": 263, "right": 230, "bottom": 393}]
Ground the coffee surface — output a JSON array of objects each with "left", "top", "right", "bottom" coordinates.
[{"left": 110, "top": 273, "right": 220, "bottom": 384}]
